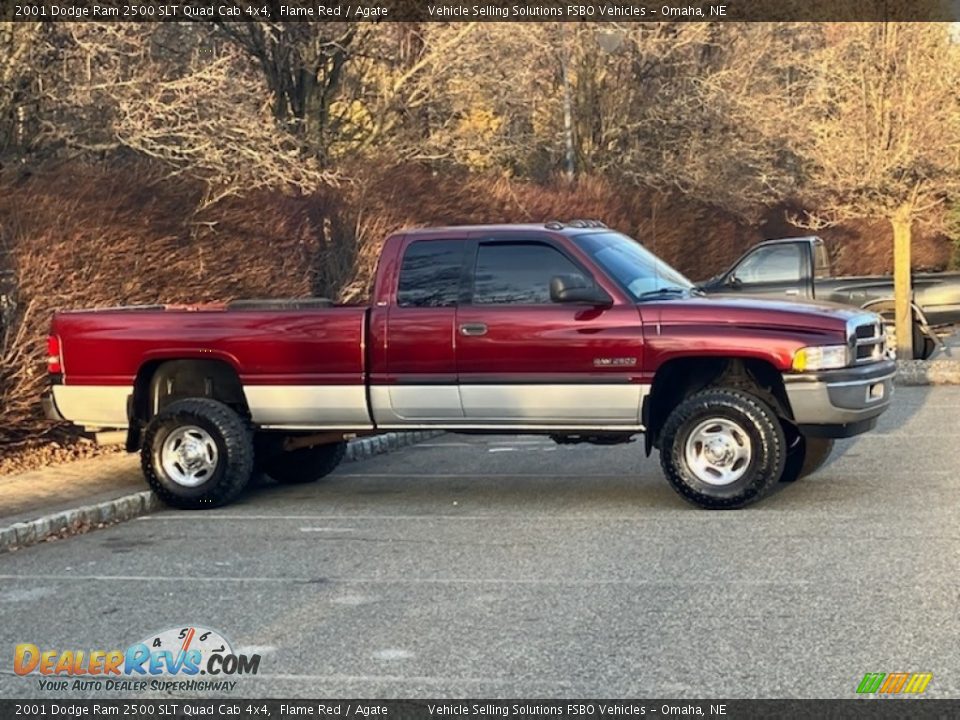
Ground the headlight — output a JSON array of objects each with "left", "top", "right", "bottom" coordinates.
[{"left": 792, "top": 345, "right": 849, "bottom": 371}]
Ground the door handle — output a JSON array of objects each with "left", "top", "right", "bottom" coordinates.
[
  {"left": 459, "top": 323, "right": 488, "bottom": 337},
  {"left": 784, "top": 289, "right": 799, "bottom": 296}
]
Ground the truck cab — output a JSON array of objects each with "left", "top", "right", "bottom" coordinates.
[
  {"left": 365, "top": 223, "right": 678, "bottom": 428},
  {"left": 703, "top": 236, "right": 831, "bottom": 300}
]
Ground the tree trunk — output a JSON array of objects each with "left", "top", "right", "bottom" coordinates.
[
  {"left": 891, "top": 205, "right": 913, "bottom": 360},
  {"left": 558, "top": 26, "right": 576, "bottom": 181},
  {"left": 561, "top": 57, "right": 576, "bottom": 181}
]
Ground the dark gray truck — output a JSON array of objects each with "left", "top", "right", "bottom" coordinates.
[{"left": 699, "top": 236, "right": 960, "bottom": 359}]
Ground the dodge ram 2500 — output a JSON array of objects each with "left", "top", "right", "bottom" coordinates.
[{"left": 44, "top": 221, "right": 895, "bottom": 510}]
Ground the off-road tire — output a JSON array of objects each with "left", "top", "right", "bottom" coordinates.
[
  {"left": 142, "top": 398, "right": 254, "bottom": 510},
  {"left": 780, "top": 434, "right": 835, "bottom": 483},
  {"left": 265, "top": 442, "right": 347, "bottom": 484},
  {"left": 659, "top": 388, "right": 786, "bottom": 509}
]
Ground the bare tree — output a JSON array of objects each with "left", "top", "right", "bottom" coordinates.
[
  {"left": 602, "top": 22, "right": 800, "bottom": 221},
  {"left": 44, "top": 24, "right": 336, "bottom": 204},
  {"left": 737, "top": 23, "right": 960, "bottom": 357},
  {"left": 340, "top": 22, "right": 483, "bottom": 161},
  {"left": 0, "top": 22, "right": 45, "bottom": 156},
  {"left": 213, "top": 17, "right": 364, "bottom": 158}
]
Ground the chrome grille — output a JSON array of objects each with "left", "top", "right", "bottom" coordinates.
[{"left": 853, "top": 320, "right": 884, "bottom": 364}]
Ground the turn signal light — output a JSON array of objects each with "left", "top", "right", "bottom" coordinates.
[{"left": 792, "top": 345, "right": 848, "bottom": 372}]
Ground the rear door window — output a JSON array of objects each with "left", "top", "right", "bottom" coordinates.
[{"left": 397, "top": 240, "right": 465, "bottom": 307}]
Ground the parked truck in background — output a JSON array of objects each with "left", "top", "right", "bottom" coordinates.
[
  {"left": 698, "top": 236, "right": 960, "bottom": 359},
  {"left": 44, "top": 222, "right": 895, "bottom": 510}
]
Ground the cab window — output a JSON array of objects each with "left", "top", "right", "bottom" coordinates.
[
  {"left": 396, "top": 240, "right": 465, "bottom": 307},
  {"left": 471, "top": 242, "right": 582, "bottom": 305},
  {"left": 735, "top": 244, "right": 802, "bottom": 284}
]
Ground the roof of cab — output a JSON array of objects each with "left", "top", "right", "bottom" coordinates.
[
  {"left": 757, "top": 235, "right": 822, "bottom": 246},
  {"left": 400, "top": 221, "right": 611, "bottom": 237}
]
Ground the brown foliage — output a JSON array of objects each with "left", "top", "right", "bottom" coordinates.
[{"left": 0, "top": 161, "right": 329, "bottom": 448}]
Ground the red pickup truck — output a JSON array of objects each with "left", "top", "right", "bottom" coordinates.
[{"left": 43, "top": 221, "right": 895, "bottom": 510}]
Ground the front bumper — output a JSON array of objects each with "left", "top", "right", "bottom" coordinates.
[
  {"left": 783, "top": 359, "right": 896, "bottom": 438},
  {"left": 42, "top": 391, "right": 66, "bottom": 422}
]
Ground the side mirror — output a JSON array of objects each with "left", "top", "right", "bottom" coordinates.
[
  {"left": 695, "top": 274, "right": 721, "bottom": 292},
  {"left": 726, "top": 274, "right": 743, "bottom": 289},
  {"left": 550, "top": 274, "right": 612, "bottom": 306}
]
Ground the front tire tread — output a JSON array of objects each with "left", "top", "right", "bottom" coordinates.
[
  {"left": 659, "top": 388, "right": 786, "bottom": 510},
  {"left": 141, "top": 398, "right": 254, "bottom": 510}
]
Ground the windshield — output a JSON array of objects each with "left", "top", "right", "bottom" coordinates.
[{"left": 572, "top": 232, "right": 694, "bottom": 301}]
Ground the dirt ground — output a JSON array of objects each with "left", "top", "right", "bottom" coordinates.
[{"left": 0, "top": 436, "right": 122, "bottom": 478}]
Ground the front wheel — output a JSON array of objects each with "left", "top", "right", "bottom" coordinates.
[
  {"left": 142, "top": 398, "right": 254, "bottom": 509},
  {"left": 659, "top": 388, "right": 786, "bottom": 509}
]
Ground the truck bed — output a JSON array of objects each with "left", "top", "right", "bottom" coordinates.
[
  {"left": 50, "top": 301, "right": 371, "bottom": 428},
  {"left": 817, "top": 272, "right": 960, "bottom": 325}
]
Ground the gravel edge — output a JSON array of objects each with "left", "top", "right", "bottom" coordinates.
[
  {"left": 895, "top": 359, "right": 960, "bottom": 385},
  {"left": 0, "top": 430, "right": 443, "bottom": 555}
]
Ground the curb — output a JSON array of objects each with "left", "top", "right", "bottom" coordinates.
[
  {"left": 0, "top": 430, "right": 443, "bottom": 555},
  {"left": 0, "top": 491, "right": 161, "bottom": 555},
  {"left": 895, "top": 359, "right": 960, "bottom": 386}
]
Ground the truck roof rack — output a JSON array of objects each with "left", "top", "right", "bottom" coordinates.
[{"left": 544, "top": 219, "right": 607, "bottom": 229}]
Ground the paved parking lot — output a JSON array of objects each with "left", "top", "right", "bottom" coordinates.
[{"left": 1, "top": 386, "right": 958, "bottom": 699}]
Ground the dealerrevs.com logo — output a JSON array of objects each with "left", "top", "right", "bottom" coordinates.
[{"left": 14, "top": 625, "right": 261, "bottom": 693}]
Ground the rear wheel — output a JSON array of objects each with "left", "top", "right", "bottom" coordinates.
[
  {"left": 659, "top": 388, "right": 786, "bottom": 509},
  {"left": 780, "top": 432, "right": 835, "bottom": 483},
  {"left": 264, "top": 442, "right": 347, "bottom": 484},
  {"left": 142, "top": 398, "right": 254, "bottom": 509}
]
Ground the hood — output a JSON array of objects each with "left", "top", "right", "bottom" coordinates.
[{"left": 652, "top": 293, "right": 875, "bottom": 336}]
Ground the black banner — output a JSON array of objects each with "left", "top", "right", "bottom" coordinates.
[
  {"left": 3, "top": 0, "right": 960, "bottom": 23},
  {"left": 2, "top": 700, "right": 960, "bottom": 720}
]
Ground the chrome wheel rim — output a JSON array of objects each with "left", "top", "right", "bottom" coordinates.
[
  {"left": 160, "top": 426, "right": 219, "bottom": 487},
  {"left": 684, "top": 418, "right": 752, "bottom": 486}
]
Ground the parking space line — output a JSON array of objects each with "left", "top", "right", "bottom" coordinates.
[
  {"left": 0, "top": 573, "right": 827, "bottom": 586},
  {"left": 411, "top": 443, "right": 475, "bottom": 447},
  {"left": 300, "top": 527, "right": 357, "bottom": 532},
  {"left": 488, "top": 440, "right": 553, "bottom": 445},
  {"left": 135, "top": 514, "right": 696, "bottom": 522}
]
